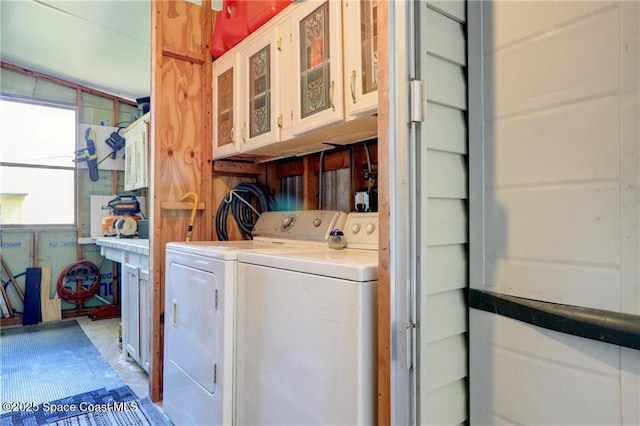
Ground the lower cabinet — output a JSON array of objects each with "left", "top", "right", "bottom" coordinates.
[{"left": 122, "top": 252, "right": 151, "bottom": 373}]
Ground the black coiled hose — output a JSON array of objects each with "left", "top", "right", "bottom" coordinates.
[{"left": 216, "top": 182, "right": 277, "bottom": 241}]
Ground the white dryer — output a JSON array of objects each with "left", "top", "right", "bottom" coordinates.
[
  {"left": 235, "top": 212, "right": 379, "bottom": 425},
  {"left": 163, "top": 210, "right": 347, "bottom": 426}
]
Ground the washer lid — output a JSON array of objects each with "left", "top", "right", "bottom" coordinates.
[{"left": 237, "top": 249, "right": 379, "bottom": 282}]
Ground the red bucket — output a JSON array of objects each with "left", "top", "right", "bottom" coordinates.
[
  {"left": 247, "top": 0, "right": 292, "bottom": 33},
  {"left": 211, "top": 0, "right": 292, "bottom": 59},
  {"left": 210, "top": 0, "right": 251, "bottom": 59}
]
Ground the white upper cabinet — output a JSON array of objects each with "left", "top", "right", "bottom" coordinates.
[
  {"left": 343, "top": 0, "right": 379, "bottom": 118},
  {"left": 240, "top": 20, "right": 284, "bottom": 151},
  {"left": 213, "top": 52, "right": 242, "bottom": 159},
  {"left": 289, "top": 0, "right": 344, "bottom": 136},
  {"left": 123, "top": 112, "right": 150, "bottom": 191},
  {"left": 212, "top": 0, "right": 377, "bottom": 159}
]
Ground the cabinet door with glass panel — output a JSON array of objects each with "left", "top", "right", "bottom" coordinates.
[
  {"left": 290, "top": 0, "right": 344, "bottom": 136},
  {"left": 240, "top": 22, "right": 283, "bottom": 151},
  {"left": 343, "top": 0, "right": 379, "bottom": 118},
  {"left": 213, "top": 52, "right": 242, "bottom": 159}
]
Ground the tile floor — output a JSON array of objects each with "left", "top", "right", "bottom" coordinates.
[
  {"left": 76, "top": 316, "right": 150, "bottom": 400},
  {"left": 2, "top": 316, "right": 164, "bottom": 415}
]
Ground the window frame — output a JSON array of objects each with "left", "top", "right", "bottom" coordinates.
[{"left": 0, "top": 95, "right": 78, "bottom": 228}]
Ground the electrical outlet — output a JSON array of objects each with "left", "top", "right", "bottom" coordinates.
[{"left": 355, "top": 191, "right": 370, "bottom": 212}]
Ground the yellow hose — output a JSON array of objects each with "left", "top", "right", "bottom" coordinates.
[{"left": 180, "top": 191, "right": 199, "bottom": 241}]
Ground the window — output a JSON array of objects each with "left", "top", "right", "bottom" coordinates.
[{"left": 0, "top": 98, "right": 77, "bottom": 225}]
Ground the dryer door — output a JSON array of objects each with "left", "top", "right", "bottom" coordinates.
[{"left": 166, "top": 259, "right": 221, "bottom": 394}]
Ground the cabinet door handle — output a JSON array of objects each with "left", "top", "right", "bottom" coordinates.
[
  {"left": 242, "top": 122, "right": 247, "bottom": 144},
  {"left": 330, "top": 80, "right": 336, "bottom": 111},
  {"left": 350, "top": 70, "right": 357, "bottom": 103},
  {"left": 231, "top": 127, "right": 235, "bottom": 142},
  {"left": 172, "top": 298, "right": 178, "bottom": 327}
]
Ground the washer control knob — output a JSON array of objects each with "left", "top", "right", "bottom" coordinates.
[
  {"left": 282, "top": 215, "right": 296, "bottom": 230},
  {"left": 313, "top": 218, "right": 322, "bottom": 227},
  {"left": 351, "top": 223, "right": 362, "bottom": 234},
  {"left": 366, "top": 222, "right": 377, "bottom": 234}
]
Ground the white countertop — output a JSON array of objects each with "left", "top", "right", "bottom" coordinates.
[{"left": 94, "top": 237, "right": 149, "bottom": 256}]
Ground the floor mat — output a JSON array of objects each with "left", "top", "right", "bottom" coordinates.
[
  {"left": 0, "top": 386, "right": 136, "bottom": 426},
  {"left": 0, "top": 386, "right": 171, "bottom": 426},
  {"left": 46, "top": 397, "right": 170, "bottom": 426},
  {"left": 1, "top": 320, "right": 125, "bottom": 410}
]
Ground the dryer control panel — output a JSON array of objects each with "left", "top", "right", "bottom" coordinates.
[{"left": 344, "top": 213, "right": 379, "bottom": 250}]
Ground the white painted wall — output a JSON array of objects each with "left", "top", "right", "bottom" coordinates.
[{"left": 469, "top": 1, "right": 640, "bottom": 424}]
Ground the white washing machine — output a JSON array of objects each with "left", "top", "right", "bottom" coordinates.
[
  {"left": 163, "top": 210, "right": 347, "bottom": 426},
  {"left": 235, "top": 212, "right": 379, "bottom": 425}
]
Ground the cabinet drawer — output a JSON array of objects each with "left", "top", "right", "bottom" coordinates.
[
  {"left": 100, "top": 246, "right": 125, "bottom": 264},
  {"left": 124, "top": 251, "right": 149, "bottom": 272}
]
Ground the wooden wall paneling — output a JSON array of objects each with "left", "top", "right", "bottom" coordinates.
[
  {"left": 212, "top": 176, "right": 256, "bottom": 240},
  {"left": 214, "top": 160, "right": 261, "bottom": 176},
  {"left": 262, "top": 162, "right": 282, "bottom": 211},
  {"left": 201, "top": 4, "right": 213, "bottom": 243},
  {"left": 303, "top": 156, "right": 319, "bottom": 210},
  {"left": 150, "top": 0, "right": 213, "bottom": 402},
  {"left": 322, "top": 150, "right": 351, "bottom": 171},
  {"left": 155, "top": 56, "right": 208, "bottom": 241},
  {"left": 263, "top": 162, "right": 281, "bottom": 196},
  {"left": 161, "top": 0, "right": 206, "bottom": 61},
  {"left": 274, "top": 159, "right": 305, "bottom": 178},
  {"left": 377, "top": 0, "right": 391, "bottom": 424}
]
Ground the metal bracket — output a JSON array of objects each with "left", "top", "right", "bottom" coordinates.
[
  {"left": 406, "top": 321, "right": 417, "bottom": 371},
  {"left": 224, "top": 190, "right": 261, "bottom": 216},
  {"left": 410, "top": 79, "right": 426, "bottom": 122}
]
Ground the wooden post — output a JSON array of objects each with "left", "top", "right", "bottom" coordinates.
[
  {"left": 377, "top": 0, "right": 391, "bottom": 424},
  {"left": 150, "top": 0, "right": 214, "bottom": 402}
]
